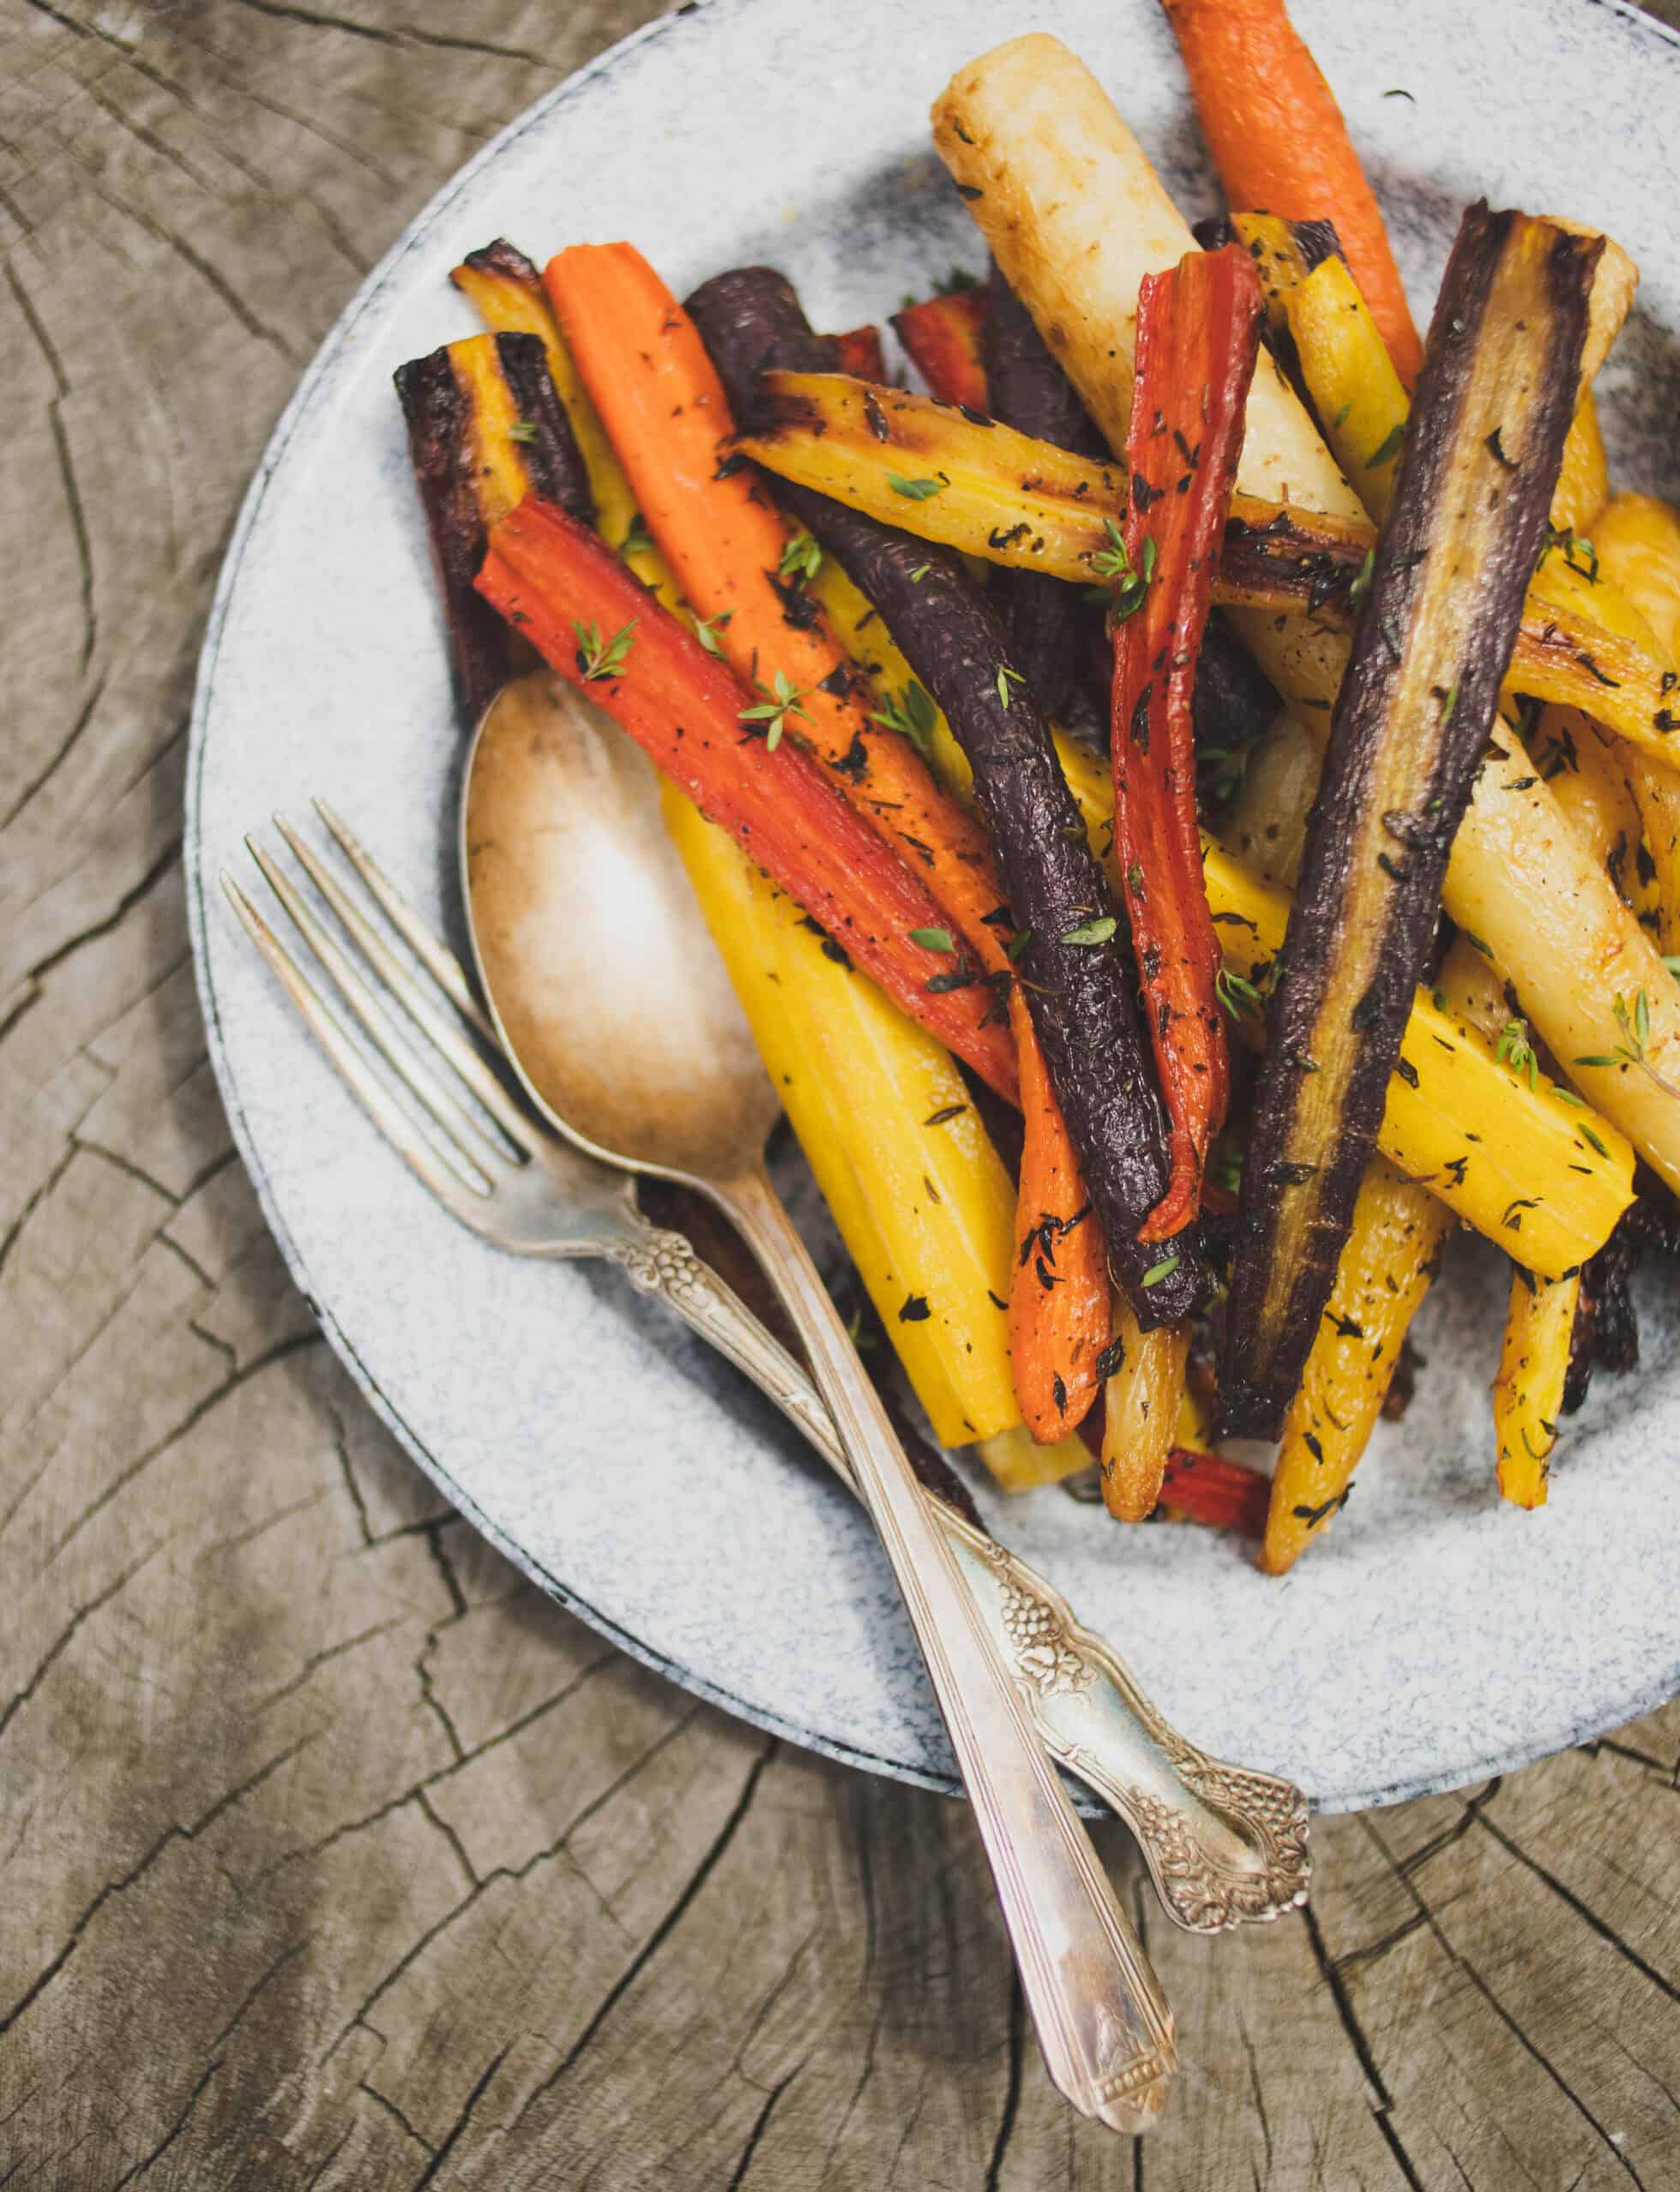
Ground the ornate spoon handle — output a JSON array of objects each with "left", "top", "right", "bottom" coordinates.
[
  {"left": 613, "top": 1222, "right": 1309, "bottom": 1934},
  {"left": 721, "top": 1163, "right": 1175, "bottom": 2132}
]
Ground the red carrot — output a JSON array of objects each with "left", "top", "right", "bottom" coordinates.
[
  {"left": 1159, "top": 0, "right": 1423, "bottom": 387},
  {"left": 476, "top": 497, "right": 1021, "bottom": 1099},
  {"left": 1157, "top": 1448, "right": 1272, "bottom": 1534},
  {"left": 1111, "top": 244, "right": 1264, "bottom": 1237},
  {"left": 891, "top": 290, "right": 990, "bottom": 412},
  {"left": 831, "top": 323, "right": 887, "bottom": 381}
]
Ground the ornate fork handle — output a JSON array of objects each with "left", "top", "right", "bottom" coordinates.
[{"left": 612, "top": 1226, "right": 1308, "bottom": 1933}]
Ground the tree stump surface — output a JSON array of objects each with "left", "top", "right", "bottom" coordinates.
[{"left": 3, "top": 3, "right": 1677, "bottom": 2184}]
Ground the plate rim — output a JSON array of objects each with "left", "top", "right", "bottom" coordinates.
[{"left": 185, "top": 0, "right": 1680, "bottom": 1816}]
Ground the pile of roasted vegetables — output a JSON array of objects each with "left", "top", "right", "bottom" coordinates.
[{"left": 395, "top": 0, "right": 1680, "bottom": 1574}]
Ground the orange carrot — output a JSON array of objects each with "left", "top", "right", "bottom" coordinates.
[
  {"left": 544, "top": 243, "right": 1016, "bottom": 991},
  {"left": 891, "top": 290, "right": 991, "bottom": 411},
  {"left": 1007, "top": 989, "right": 1109, "bottom": 1441},
  {"left": 1159, "top": 0, "right": 1423, "bottom": 387},
  {"left": 475, "top": 499, "right": 1020, "bottom": 1099}
]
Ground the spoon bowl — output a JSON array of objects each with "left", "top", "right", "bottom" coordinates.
[{"left": 462, "top": 670, "right": 778, "bottom": 1182}]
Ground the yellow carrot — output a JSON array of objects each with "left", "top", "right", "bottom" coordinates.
[
  {"left": 1260, "top": 1160, "right": 1452, "bottom": 1572},
  {"left": 1492, "top": 1267, "right": 1580, "bottom": 1510},
  {"left": 660, "top": 788, "right": 1020, "bottom": 1448},
  {"left": 1100, "top": 1292, "right": 1190, "bottom": 1524},
  {"left": 1283, "top": 254, "right": 1409, "bottom": 520},
  {"left": 1552, "top": 390, "right": 1609, "bottom": 533}
]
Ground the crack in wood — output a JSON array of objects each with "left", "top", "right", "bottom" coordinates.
[
  {"left": 108, "top": 2056, "right": 222, "bottom": 2188},
  {"left": 507, "top": 1740, "right": 777, "bottom": 2138},
  {"left": 1474, "top": 1811, "right": 1680, "bottom": 2008},
  {"left": 0, "top": 1730, "right": 317, "bottom": 2032},
  {"left": 982, "top": 1973, "right": 1025, "bottom": 2192}
]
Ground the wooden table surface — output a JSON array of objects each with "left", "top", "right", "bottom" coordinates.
[{"left": 4, "top": 3, "right": 1679, "bottom": 2184}]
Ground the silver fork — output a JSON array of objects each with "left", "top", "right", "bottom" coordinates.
[{"left": 223, "top": 803, "right": 1309, "bottom": 1933}]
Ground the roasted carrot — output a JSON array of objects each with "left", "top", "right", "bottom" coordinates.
[
  {"left": 891, "top": 289, "right": 990, "bottom": 412},
  {"left": 685, "top": 263, "right": 1208, "bottom": 1331},
  {"left": 1157, "top": 1449, "right": 1271, "bottom": 1536},
  {"left": 542, "top": 243, "right": 1015, "bottom": 993},
  {"left": 1008, "top": 988, "right": 1109, "bottom": 1440},
  {"left": 1111, "top": 244, "right": 1262, "bottom": 1236},
  {"left": 686, "top": 265, "right": 1112, "bottom": 1397},
  {"left": 1159, "top": 0, "right": 1423, "bottom": 387},
  {"left": 979, "top": 263, "right": 1110, "bottom": 730},
  {"left": 475, "top": 499, "right": 1019, "bottom": 1098},
  {"left": 395, "top": 332, "right": 594, "bottom": 722},
  {"left": 831, "top": 323, "right": 887, "bottom": 382},
  {"left": 910, "top": 274, "right": 1137, "bottom": 1404},
  {"left": 1224, "top": 206, "right": 1596, "bottom": 1438}
]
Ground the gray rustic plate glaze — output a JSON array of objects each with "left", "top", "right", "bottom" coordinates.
[{"left": 187, "top": 0, "right": 1680, "bottom": 1813}]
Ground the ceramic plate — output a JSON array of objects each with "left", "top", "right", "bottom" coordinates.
[{"left": 187, "top": 0, "right": 1680, "bottom": 1812}]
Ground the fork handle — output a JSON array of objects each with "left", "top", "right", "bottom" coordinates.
[
  {"left": 715, "top": 1164, "right": 1177, "bottom": 2132},
  {"left": 612, "top": 1224, "right": 1308, "bottom": 1934}
]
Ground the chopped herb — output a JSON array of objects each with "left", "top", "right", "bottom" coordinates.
[
  {"left": 1579, "top": 1122, "right": 1611, "bottom": 1159},
  {"left": 1060, "top": 915, "right": 1117, "bottom": 946},
  {"left": 909, "top": 926, "right": 954, "bottom": 952},
  {"left": 910, "top": 563, "right": 931, "bottom": 583},
  {"left": 996, "top": 664, "right": 1026, "bottom": 708},
  {"left": 1216, "top": 966, "right": 1262, "bottom": 1019},
  {"left": 1439, "top": 683, "right": 1459, "bottom": 725},
  {"left": 1495, "top": 1019, "right": 1538, "bottom": 1089},
  {"left": 1366, "top": 421, "right": 1405, "bottom": 468},
  {"left": 1005, "top": 927, "right": 1033, "bottom": 961},
  {"left": 1348, "top": 546, "right": 1376, "bottom": 611},
  {"left": 1090, "top": 518, "right": 1156, "bottom": 622},
  {"left": 1094, "top": 1336, "right": 1126, "bottom": 1381},
  {"left": 887, "top": 473, "right": 944, "bottom": 500},
  {"left": 898, "top": 1294, "right": 932, "bottom": 1322},
  {"left": 694, "top": 610, "right": 733, "bottom": 657},
  {"left": 620, "top": 512, "right": 656, "bottom": 559},
  {"left": 924, "top": 1103, "right": 968, "bottom": 1126},
  {"left": 937, "top": 265, "right": 980, "bottom": 294},
  {"left": 571, "top": 616, "right": 638, "bottom": 682},
  {"left": 1383, "top": 86, "right": 1415, "bottom": 100},
  {"left": 777, "top": 530, "right": 822, "bottom": 584},
  {"left": 1141, "top": 1254, "right": 1181, "bottom": 1288},
  {"left": 506, "top": 420, "right": 538, "bottom": 444},
  {"left": 737, "top": 669, "right": 811, "bottom": 751},
  {"left": 1579, "top": 987, "right": 1654, "bottom": 1072},
  {"left": 870, "top": 679, "right": 938, "bottom": 759}
]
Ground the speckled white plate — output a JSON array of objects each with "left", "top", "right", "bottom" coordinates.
[{"left": 187, "top": 0, "right": 1680, "bottom": 1812}]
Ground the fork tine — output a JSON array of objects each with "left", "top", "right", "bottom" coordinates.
[
  {"left": 221, "top": 871, "right": 492, "bottom": 1211},
  {"left": 245, "top": 836, "right": 509, "bottom": 1188},
  {"left": 312, "top": 797, "right": 493, "bottom": 1041},
  {"left": 272, "top": 813, "right": 535, "bottom": 1156}
]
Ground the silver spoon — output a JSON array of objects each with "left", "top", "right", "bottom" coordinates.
[{"left": 461, "top": 669, "right": 1177, "bottom": 2133}]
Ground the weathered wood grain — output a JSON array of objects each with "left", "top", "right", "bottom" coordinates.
[{"left": 2, "top": 3, "right": 1677, "bottom": 2184}]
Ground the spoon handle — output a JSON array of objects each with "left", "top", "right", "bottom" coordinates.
[
  {"left": 722, "top": 1164, "right": 1177, "bottom": 2135},
  {"left": 612, "top": 1222, "right": 1308, "bottom": 1933}
]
